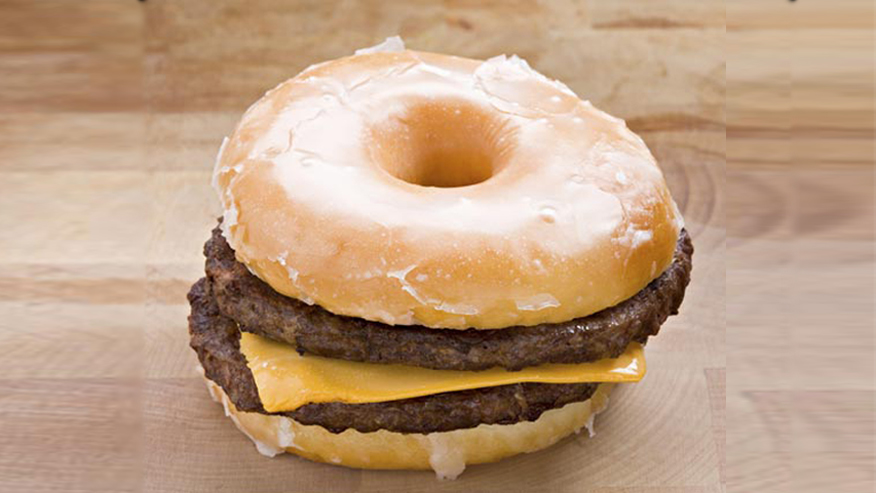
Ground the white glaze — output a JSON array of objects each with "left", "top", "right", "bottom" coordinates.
[
  {"left": 355, "top": 35, "right": 406, "bottom": 55},
  {"left": 425, "top": 434, "right": 467, "bottom": 480}
]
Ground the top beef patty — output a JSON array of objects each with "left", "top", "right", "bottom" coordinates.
[{"left": 205, "top": 223, "right": 692, "bottom": 371}]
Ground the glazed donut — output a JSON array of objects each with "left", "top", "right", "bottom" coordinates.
[
  {"left": 213, "top": 37, "right": 683, "bottom": 329},
  {"left": 205, "top": 377, "right": 614, "bottom": 479}
]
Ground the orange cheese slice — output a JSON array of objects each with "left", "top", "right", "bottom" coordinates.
[{"left": 240, "top": 332, "right": 645, "bottom": 413}]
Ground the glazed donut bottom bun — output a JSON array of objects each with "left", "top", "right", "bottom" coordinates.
[{"left": 205, "top": 377, "right": 614, "bottom": 480}]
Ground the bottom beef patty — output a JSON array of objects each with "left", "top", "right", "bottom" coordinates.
[{"left": 188, "top": 278, "right": 599, "bottom": 434}]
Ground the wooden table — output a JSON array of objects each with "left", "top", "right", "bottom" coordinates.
[{"left": 2, "top": 1, "right": 729, "bottom": 491}]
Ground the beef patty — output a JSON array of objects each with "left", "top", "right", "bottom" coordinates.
[
  {"left": 189, "top": 277, "right": 599, "bottom": 434},
  {"left": 204, "top": 223, "right": 693, "bottom": 371}
]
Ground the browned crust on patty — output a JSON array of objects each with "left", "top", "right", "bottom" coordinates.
[
  {"left": 188, "top": 278, "right": 598, "bottom": 434},
  {"left": 205, "top": 223, "right": 692, "bottom": 370}
]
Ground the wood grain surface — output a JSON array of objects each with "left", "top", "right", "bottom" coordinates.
[
  {"left": 0, "top": 0, "right": 864, "bottom": 492},
  {"left": 726, "top": 2, "right": 875, "bottom": 492}
]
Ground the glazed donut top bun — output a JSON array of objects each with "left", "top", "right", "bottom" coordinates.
[{"left": 213, "top": 37, "right": 684, "bottom": 330}]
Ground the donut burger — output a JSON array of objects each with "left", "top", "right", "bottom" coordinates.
[{"left": 187, "top": 37, "right": 692, "bottom": 479}]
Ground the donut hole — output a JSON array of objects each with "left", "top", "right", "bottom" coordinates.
[{"left": 370, "top": 100, "right": 517, "bottom": 188}]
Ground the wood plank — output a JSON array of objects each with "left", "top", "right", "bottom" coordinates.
[
  {"left": 0, "top": 0, "right": 144, "bottom": 112},
  {"left": 0, "top": 379, "right": 141, "bottom": 493}
]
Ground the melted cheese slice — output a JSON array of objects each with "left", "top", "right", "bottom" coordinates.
[{"left": 241, "top": 332, "right": 645, "bottom": 413}]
